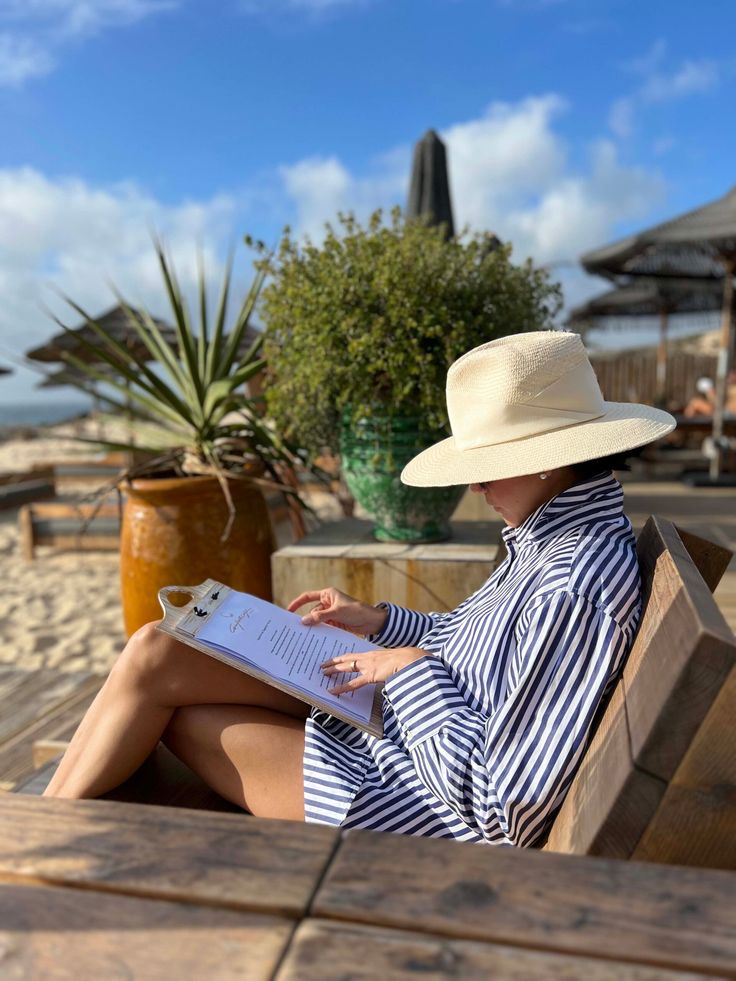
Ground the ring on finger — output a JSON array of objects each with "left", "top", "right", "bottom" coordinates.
[{"left": 351, "top": 658, "right": 358, "bottom": 672}]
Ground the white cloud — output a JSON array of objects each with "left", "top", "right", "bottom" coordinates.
[
  {"left": 0, "top": 97, "right": 667, "bottom": 401},
  {"left": 278, "top": 150, "right": 406, "bottom": 241},
  {"left": 240, "top": 0, "right": 369, "bottom": 14},
  {"left": 609, "top": 40, "right": 720, "bottom": 139},
  {"left": 0, "top": 32, "right": 54, "bottom": 85},
  {"left": 652, "top": 135, "right": 676, "bottom": 156},
  {"left": 277, "top": 95, "right": 664, "bottom": 277},
  {"left": 0, "top": 0, "right": 176, "bottom": 85},
  {"left": 0, "top": 167, "right": 240, "bottom": 400},
  {"left": 640, "top": 59, "right": 718, "bottom": 103},
  {"left": 608, "top": 97, "right": 634, "bottom": 140}
]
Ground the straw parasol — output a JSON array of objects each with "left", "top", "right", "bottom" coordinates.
[
  {"left": 36, "top": 365, "right": 103, "bottom": 389},
  {"left": 26, "top": 304, "right": 176, "bottom": 366},
  {"left": 581, "top": 185, "right": 736, "bottom": 479},
  {"left": 568, "top": 279, "right": 723, "bottom": 405},
  {"left": 407, "top": 130, "right": 455, "bottom": 237}
]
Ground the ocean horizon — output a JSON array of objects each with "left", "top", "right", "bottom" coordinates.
[{"left": 0, "top": 399, "right": 93, "bottom": 428}]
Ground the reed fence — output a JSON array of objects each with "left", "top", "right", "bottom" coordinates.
[{"left": 590, "top": 350, "right": 717, "bottom": 409}]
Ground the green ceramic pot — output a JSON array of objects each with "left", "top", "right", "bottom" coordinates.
[{"left": 340, "top": 411, "right": 464, "bottom": 542}]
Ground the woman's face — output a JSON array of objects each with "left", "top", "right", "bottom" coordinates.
[{"left": 469, "top": 469, "right": 575, "bottom": 527}]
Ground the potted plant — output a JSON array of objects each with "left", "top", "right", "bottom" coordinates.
[
  {"left": 259, "top": 208, "right": 562, "bottom": 542},
  {"left": 58, "top": 240, "right": 314, "bottom": 635}
]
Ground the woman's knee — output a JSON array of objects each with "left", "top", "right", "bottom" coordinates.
[{"left": 111, "top": 620, "right": 178, "bottom": 693}]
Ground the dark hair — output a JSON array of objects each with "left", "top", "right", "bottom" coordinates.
[{"left": 569, "top": 450, "right": 640, "bottom": 480}]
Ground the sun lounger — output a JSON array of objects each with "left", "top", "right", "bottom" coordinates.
[
  {"left": 19, "top": 499, "right": 121, "bottom": 560},
  {"left": 0, "top": 468, "right": 55, "bottom": 510},
  {"left": 31, "top": 454, "right": 128, "bottom": 489}
]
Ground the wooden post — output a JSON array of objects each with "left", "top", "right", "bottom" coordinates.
[
  {"left": 656, "top": 307, "right": 669, "bottom": 407},
  {"left": 711, "top": 257, "right": 735, "bottom": 480}
]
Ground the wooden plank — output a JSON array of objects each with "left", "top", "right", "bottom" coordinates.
[
  {"left": 30, "top": 533, "right": 120, "bottom": 553},
  {"left": 272, "top": 519, "right": 500, "bottom": 614},
  {"left": 677, "top": 525, "right": 733, "bottom": 593},
  {"left": 0, "top": 677, "right": 103, "bottom": 787},
  {"left": 633, "top": 665, "right": 736, "bottom": 870},
  {"left": 546, "top": 517, "right": 734, "bottom": 860},
  {"left": 544, "top": 687, "right": 665, "bottom": 858},
  {"left": 32, "top": 739, "right": 69, "bottom": 769},
  {"left": 623, "top": 518, "right": 736, "bottom": 782},
  {"left": 24, "top": 500, "right": 120, "bottom": 519},
  {"left": 0, "top": 881, "right": 291, "bottom": 980},
  {"left": 0, "top": 794, "right": 338, "bottom": 916},
  {"left": 277, "top": 920, "right": 714, "bottom": 981},
  {"left": 313, "top": 831, "right": 736, "bottom": 977},
  {"left": 0, "top": 670, "right": 96, "bottom": 746}
]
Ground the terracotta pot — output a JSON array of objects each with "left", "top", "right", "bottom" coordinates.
[{"left": 120, "top": 474, "right": 275, "bottom": 636}]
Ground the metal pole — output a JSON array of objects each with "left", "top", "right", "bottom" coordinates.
[
  {"left": 656, "top": 307, "right": 668, "bottom": 407},
  {"left": 710, "top": 257, "right": 735, "bottom": 480}
]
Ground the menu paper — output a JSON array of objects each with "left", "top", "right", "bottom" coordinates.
[{"left": 158, "top": 582, "right": 383, "bottom": 734}]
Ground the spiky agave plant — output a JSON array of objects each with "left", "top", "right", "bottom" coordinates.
[{"left": 54, "top": 239, "right": 317, "bottom": 538}]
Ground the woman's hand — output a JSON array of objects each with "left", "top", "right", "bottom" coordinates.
[
  {"left": 287, "top": 586, "right": 388, "bottom": 636},
  {"left": 321, "top": 647, "right": 428, "bottom": 695}
]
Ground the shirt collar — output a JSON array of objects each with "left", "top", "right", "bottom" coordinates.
[{"left": 501, "top": 472, "right": 624, "bottom": 548}]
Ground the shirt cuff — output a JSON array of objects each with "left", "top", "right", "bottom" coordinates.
[
  {"left": 368, "top": 602, "right": 435, "bottom": 648},
  {"left": 383, "top": 654, "right": 469, "bottom": 751}
]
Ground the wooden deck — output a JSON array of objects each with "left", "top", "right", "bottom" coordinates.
[{"left": 0, "top": 666, "right": 103, "bottom": 791}]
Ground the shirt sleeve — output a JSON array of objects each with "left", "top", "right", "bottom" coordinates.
[
  {"left": 368, "top": 602, "right": 449, "bottom": 648},
  {"left": 382, "top": 590, "right": 629, "bottom": 846}
]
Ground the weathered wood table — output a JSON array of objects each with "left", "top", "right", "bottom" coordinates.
[{"left": 1, "top": 793, "right": 735, "bottom": 979}]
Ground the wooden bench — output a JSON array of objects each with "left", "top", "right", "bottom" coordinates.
[
  {"left": 544, "top": 516, "right": 736, "bottom": 870},
  {"left": 19, "top": 499, "right": 121, "bottom": 560},
  {"left": 15, "top": 516, "right": 736, "bottom": 874},
  {"left": 30, "top": 453, "right": 131, "bottom": 489},
  {"left": 0, "top": 467, "right": 56, "bottom": 510}
]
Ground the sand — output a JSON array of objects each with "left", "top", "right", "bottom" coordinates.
[
  {"left": 0, "top": 419, "right": 130, "bottom": 675},
  {"left": 0, "top": 414, "right": 342, "bottom": 677}
]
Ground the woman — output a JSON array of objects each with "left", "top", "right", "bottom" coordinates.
[{"left": 45, "top": 331, "right": 675, "bottom": 847}]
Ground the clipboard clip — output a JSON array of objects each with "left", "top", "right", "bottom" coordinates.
[{"left": 158, "top": 580, "right": 226, "bottom": 625}]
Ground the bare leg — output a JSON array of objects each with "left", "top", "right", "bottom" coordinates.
[
  {"left": 162, "top": 704, "right": 306, "bottom": 819},
  {"left": 44, "top": 621, "right": 309, "bottom": 800}
]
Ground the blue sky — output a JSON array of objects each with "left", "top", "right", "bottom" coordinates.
[{"left": 1, "top": 0, "right": 734, "bottom": 403}]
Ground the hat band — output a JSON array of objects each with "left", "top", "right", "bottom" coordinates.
[
  {"left": 448, "top": 355, "right": 607, "bottom": 451},
  {"left": 452, "top": 402, "right": 607, "bottom": 450}
]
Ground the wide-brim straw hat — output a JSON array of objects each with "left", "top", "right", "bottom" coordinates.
[{"left": 402, "top": 330, "right": 676, "bottom": 487}]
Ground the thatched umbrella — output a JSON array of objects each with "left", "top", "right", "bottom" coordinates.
[
  {"left": 581, "top": 185, "right": 736, "bottom": 479},
  {"left": 36, "top": 365, "right": 101, "bottom": 389},
  {"left": 407, "top": 130, "right": 455, "bottom": 237},
  {"left": 568, "top": 279, "right": 723, "bottom": 405},
  {"left": 26, "top": 304, "right": 175, "bottom": 366}
]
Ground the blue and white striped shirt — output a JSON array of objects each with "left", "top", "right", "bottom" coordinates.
[{"left": 303, "top": 472, "right": 641, "bottom": 846}]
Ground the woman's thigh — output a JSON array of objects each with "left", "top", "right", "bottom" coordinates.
[
  {"left": 121, "top": 623, "right": 310, "bottom": 720},
  {"left": 163, "top": 704, "right": 307, "bottom": 820}
]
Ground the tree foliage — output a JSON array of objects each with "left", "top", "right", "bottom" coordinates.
[{"left": 259, "top": 208, "right": 563, "bottom": 456}]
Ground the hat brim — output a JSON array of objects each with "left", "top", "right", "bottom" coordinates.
[{"left": 401, "top": 402, "right": 677, "bottom": 487}]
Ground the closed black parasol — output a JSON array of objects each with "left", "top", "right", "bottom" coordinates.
[{"left": 407, "top": 129, "right": 455, "bottom": 238}]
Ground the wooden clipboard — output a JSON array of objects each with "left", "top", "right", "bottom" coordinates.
[{"left": 157, "top": 580, "right": 384, "bottom": 738}]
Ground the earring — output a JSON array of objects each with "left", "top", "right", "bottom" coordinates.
[{"left": 539, "top": 472, "right": 548, "bottom": 480}]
